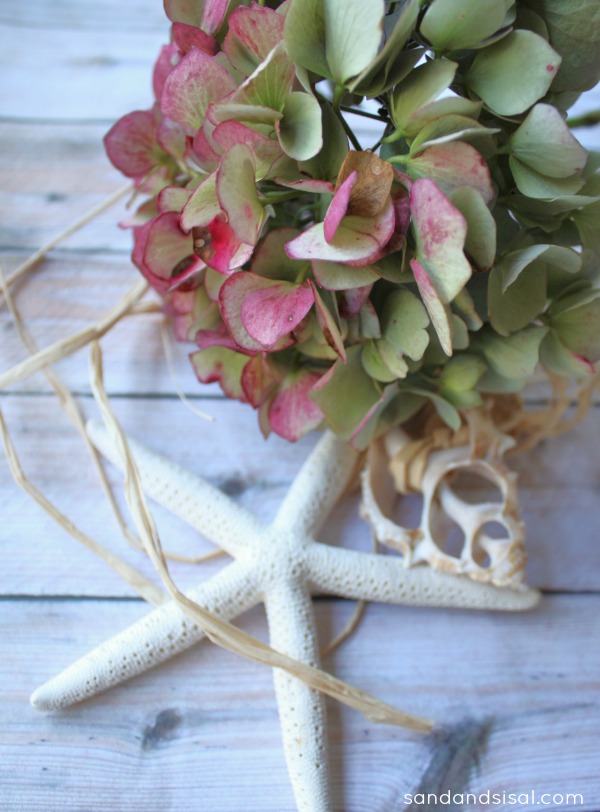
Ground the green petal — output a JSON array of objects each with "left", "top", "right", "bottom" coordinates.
[
  {"left": 411, "top": 387, "right": 461, "bottom": 431},
  {"left": 526, "top": 0, "right": 600, "bottom": 92},
  {"left": 251, "top": 228, "right": 307, "bottom": 282},
  {"left": 410, "top": 259, "right": 454, "bottom": 356},
  {"left": 391, "top": 59, "right": 458, "bottom": 131},
  {"left": 488, "top": 261, "right": 547, "bottom": 335},
  {"left": 449, "top": 187, "right": 496, "bottom": 271},
  {"left": 324, "top": 0, "right": 385, "bottom": 85},
  {"left": 466, "top": 30, "right": 561, "bottom": 116},
  {"left": 312, "top": 260, "right": 379, "bottom": 290},
  {"left": 310, "top": 345, "right": 382, "bottom": 439},
  {"left": 181, "top": 172, "right": 220, "bottom": 231},
  {"left": 573, "top": 201, "right": 600, "bottom": 255},
  {"left": 277, "top": 92, "right": 323, "bottom": 161},
  {"left": 509, "top": 156, "right": 585, "bottom": 199},
  {"left": 361, "top": 340, "right": 398, "bottom": 383},
  {"left": 421, "top": 0, "right": 509, "bottom": 51},
  {"left": 283, "top": 0, "right": 329, "bottom": 78},
  {"left": 216, "top": 143, "right": 264, "bottom": 245},
  {"left": 380, "top": 289, "right": 430, "bottom": 362},
  {"left": 402, "top": 97, "right": 483, "bottom": 139},
  {"left": 499, "top": 244, "right": 581, "bottom": 290},
  {"left": 408, "top": 142, "right": 493, "bottom": 203},
  {"left": 349, "top": 0, "right": 420, "bottom": 94},
  {"left": 540, "top": 330, "right": 594, "bottom": 380},
  {"left": 439, "top": 354, "right": 486, "bottom": 393},
  {"left": 478, "top": 325, "right": 548, "bottom": 379},
  {"left": 299, "top": 103, "right": 348, "bottom": 182},
  {"left": 229, "top": 43, "right": 294, "bottom": 112},
  {"left": 510, "top": 104, "right": 587, "bottom": 179},
  {"left": 377, "top": 340, "right": 410, "bottom": 379},
  {"left": 549, "top": 294, "right": 600, "bottom": 362},
  {"left": 540, "top": 330, "right": 596, "bottom": 378},
  {"left": 190, "top": 347, "right": 248, "bottom": 401},
  {"left": 409, "top": 115, "right": 499, "bottom": 156}
]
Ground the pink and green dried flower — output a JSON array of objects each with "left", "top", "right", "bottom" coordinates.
[{"left": 105, "top": 0, "right": 600, "bottom": 445}]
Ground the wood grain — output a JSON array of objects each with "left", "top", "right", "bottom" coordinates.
[
  {"left": 1, "top": 1, "right": 599, "bottom": 810},
  {"left": 1, "top": 596, "right": 598, "bottom": 811}
]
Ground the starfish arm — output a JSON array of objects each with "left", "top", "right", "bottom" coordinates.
[
  {"left": 273, "top": 430, "right": 359, "bottom": 537},
  {"left": 306, "top": 544, "right": 540, "bottom": 611},
  {"left": 264, "top": 581, "right": 331, "bottom": 812},
  {"left": 31, "top": 559, "right": 261, "bottom": 711},
  {"left": 86, "top": 419, "right": 264, "bottom": 558}
]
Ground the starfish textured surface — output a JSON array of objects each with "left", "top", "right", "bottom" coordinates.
[{"left": 31, "top": 421, "right": 540, "bottom": 812}]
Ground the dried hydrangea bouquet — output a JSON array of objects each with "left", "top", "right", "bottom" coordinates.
[{"left": 16, "top": 0, "right": 600, "bottom": 809}]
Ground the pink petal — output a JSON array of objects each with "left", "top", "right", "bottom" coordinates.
[
  {"left": 153, "top": 44, "right": 180, "bottom": 100},
  {"left": 324, "top": 170, "right": 357, "bottom": 243},
  {"left": 104, "top": 110, "right": 161, "bottom": 178},
  {"left": 286, "top": 199, "right": 395, "bottom": 265},
  {"left": 172, "top": 22, "right": 218, "bottom": 55},
  {"left": 223, "top": 5, "right": 285, "bottom": 74},
  {"left": 156, "top": 118, "right": 186, "bottom": 160},
  {"left": 212, "top": 120, "right": 283, "bottom": 176},
  {"left": 132, "top": 218, "right": 156, "bottom": 279},
  {"left": 241, "top": 281, "right": 315, "bottom": 347},
  {"left": 193, "top": 215, "right": 252, "bottom": 276},
  {"left": 339, "top": 285, "right": 372, "bottom": 318},
  {"left": 241, "top": 354, "right": 278, "bottom": 408},
  {"left": 410, "top": 178, "right": 470, "bottom": 303},
  {"left": 165, "top": 287, "right": 195, "bottom": 339},
  {"left": 192, "top": 123, "right": 221, "bottom": 167},
  {"left": 201, "top": 0, "right": 230, "bottom": 35},
  {"left": 410, "top": 142, "right": 494, "bottom": 204},
  {"left": 220, "top": 272, "right": 296, "bottom": 352},
  {"left": 268, "top": 370, "right": 324, "bottom": 442},
  {"left": 143, "top": 212, "right": 204, "bottom": 291},
  {"left": 160, "top": 48, "right": 236, "bottom": 135},
  {"left": 195, "top": 327, "right": 240, "bottom": 351},
  {"left": 273, "top": 178, "right": 336, "bottom": 194}
]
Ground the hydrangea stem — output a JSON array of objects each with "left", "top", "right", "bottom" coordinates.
[
  {"left": 568, "top": 109, "right": 600, "bottom": 128},
  {"left": 332, "top": 86, "right": 363, "bottom": 151}
]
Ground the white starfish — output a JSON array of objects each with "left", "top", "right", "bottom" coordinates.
[{"left": 31, "top": 421, "right": 539, "bottom": 812}]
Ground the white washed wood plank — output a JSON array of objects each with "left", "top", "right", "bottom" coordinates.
[
  {"left": 0, "top": 124, "right": 132, "bottom": 252},
  {"left": 0, "top": 252, "right": 203, "bottom": 395},
  {"left": 0, "top": 24, "right": 164, "bottom": 121},
  {"left": 1, "top": 596, "right": 598, "bottom": 811},
  {"left": 0, "top": 0, "right": 166, "bottom": 32},
  {"left": 0, "top": 394, "right": 598, "bottom": 597}
]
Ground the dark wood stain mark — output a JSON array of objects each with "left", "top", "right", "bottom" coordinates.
[
  {"left": 219, "top": 476, "right": 248, "bottom": 497},
  {"left": 406, "top": 717, "right": 494, "bottom": 811},
  {"left": 141, "top": 708, "right": 183, "bottom": 751}
]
